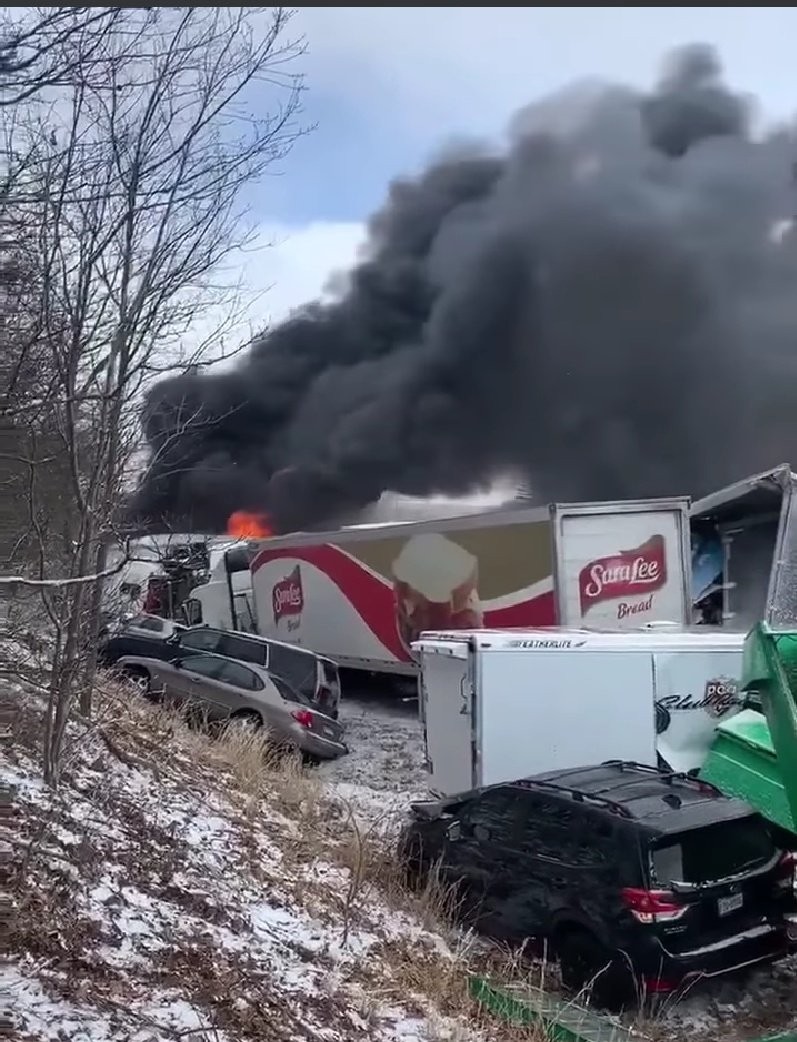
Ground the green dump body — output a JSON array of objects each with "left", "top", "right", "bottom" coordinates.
[{"left": 700, "top": 623, "right": 797, "bottom": 837}]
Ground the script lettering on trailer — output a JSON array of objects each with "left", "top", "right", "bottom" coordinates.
[
  {"left": 272, "top": 564, "right": 304, "bottom": 628},
  {"left": 578, "top": 534, "right": 667, "bottom": 619}
]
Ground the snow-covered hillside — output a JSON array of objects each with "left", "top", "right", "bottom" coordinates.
[{"left": 3, "top": 681, "right": 797, "bottom": 1042}]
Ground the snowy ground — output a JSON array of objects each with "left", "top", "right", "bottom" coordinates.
[
  {"left": 3, "top": 683, "right": 495, "bottom": 1042},
  {"left": 4, "top": 679, "right": 797, "bottom": 1042}
]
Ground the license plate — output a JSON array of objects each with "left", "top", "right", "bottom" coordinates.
[
  {"left": 321, "top": 726, "right": 335, "bottom": 738},
  {"left": 717, "top": 892, "right": 744, "bottom": 917}
]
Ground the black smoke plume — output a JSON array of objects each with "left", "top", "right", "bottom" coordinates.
[{"left": 133, "top": 45, "right": 797, "bottom": 534}]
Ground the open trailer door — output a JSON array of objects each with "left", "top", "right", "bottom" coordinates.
[
  {"left": 766, "top": 468, "right": 797, "bottom": 631},
  {"left": 691, "top": 464, "right": 793, "bottom": 629},
  {"left": 415, "top": 637, "right": 476, "bottom": 796}
]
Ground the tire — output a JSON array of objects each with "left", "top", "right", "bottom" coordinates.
[
  {"left": 556, "top": 927, "right": 636, "bottom": 1011},
  {"left": 227, "top": 710, "right": 263, "bottom": 733},
  {"left": 121, "top": 666, "right": 151, "bottom": 698}
]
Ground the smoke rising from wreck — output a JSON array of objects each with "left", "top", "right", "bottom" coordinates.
[{"left": 134, "top": 45, "right": 797, "bottom": 534}]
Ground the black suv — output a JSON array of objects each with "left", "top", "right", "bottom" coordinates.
[
  {"left": 399, "top": 761, "right": 796, "bottom": 1008},
  {"left": 98, "top": 623, "right": 341, "bottom": 718}
]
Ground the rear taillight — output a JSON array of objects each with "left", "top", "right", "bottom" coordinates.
[
  {"left": 643, "top": 976, "right": 679, "bottom": 994},
  {"left": 776, "top": 851, "right": 796, "bottom": 891},
  {"left": 291, "top": 709, "right": 313, "bottom": 728},
  {"left": 621, "top": 887, "right": 688, "bottom": 923}
]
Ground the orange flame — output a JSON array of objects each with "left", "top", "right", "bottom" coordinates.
[{"left": 227, "top": 510, "right": 273, "bottom": 540}]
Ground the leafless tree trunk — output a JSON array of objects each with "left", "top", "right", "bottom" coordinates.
[{"left": 0, "top": 7, "right": 307, "bottom": 784}]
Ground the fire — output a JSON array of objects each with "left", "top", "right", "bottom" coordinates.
[{"left": 227, "top": 510, "right": 273, "bottom": 540}]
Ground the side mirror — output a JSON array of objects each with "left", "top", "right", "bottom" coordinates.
[
  {"left": 170, "top": 657, "right": 183, "bottom": 669},
  {"left": 165, "top": 632, "right": 180, "bottom": 645}
]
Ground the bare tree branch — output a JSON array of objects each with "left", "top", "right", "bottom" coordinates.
[{"left": 0, "top": 6, "right": 308, "bottom": 783}]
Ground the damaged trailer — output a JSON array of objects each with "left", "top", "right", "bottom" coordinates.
[{"left": 690, "top": 464, "right": 797, "bottom": 631}]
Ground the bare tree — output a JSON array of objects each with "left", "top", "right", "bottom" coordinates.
[
  {"left": 0, "top": 8, "right": 124, "bottom": 105},
  {"left": 0, "top": 6, "right": 307, "bottom": 783}
]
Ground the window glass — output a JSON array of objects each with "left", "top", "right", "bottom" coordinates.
[
  {"left": 221, "top": 634, "right": 268, "bottom": 666},
  {"left": 179, "top": 629, "right": 222, "bottom": 652},
  {"left": 217, "top": 660, "right": 261, "bottom": 691},
  {"left": 321, "top": 659, "right": 341, "bottom": 698},
  {"left": 464, "top": 789, "right": 522, "bottom": 845},
  {"left": 270, "top": 673, "right": 311, "bottom": 705},
  {"left": 650, "top": 818, "right": 774, "bottom": 885},
  {"left": 269, "top": 644, "right": 316, "bottom": 696},
  {"left": 511, "top": 795, "right": 580, "bottom": 864},
  {"left": 180, "top": 654, "right": 225, "bottom": 679},
  {"left": 233, "top": 594, "right": 256, "bottom": 633}
]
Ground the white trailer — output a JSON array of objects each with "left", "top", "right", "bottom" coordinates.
[
  {"left": 190, "top": 496, "right": 693, "bottom": 679},
  {"left": 414, "top": 627, "right": 745, "bottom": 796}
]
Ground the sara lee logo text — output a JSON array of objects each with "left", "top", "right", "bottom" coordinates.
[
  {"left": 578, "top": 534, "right": 667, "bottom": 617},
  {"left": 272, "top": 565, "right": 304, "bottom": 628}
]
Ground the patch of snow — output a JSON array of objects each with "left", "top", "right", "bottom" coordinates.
[
  {"left": 319, "top": 694, "right": 427, "bottom": 796},
  {"left": 2, "top": 964, "right": 232, "bottom": 1042}
]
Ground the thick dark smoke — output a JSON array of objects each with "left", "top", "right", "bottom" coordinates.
[{"left": 134, "top": 45, "right": 797, "bottom": 534}]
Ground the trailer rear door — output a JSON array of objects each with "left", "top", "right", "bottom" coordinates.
[
  {"left": 416, "top": 639, "right": 474, "bottom": 795},
  {"left": 551, "top": 498, "right": 692, "bottom": 629}
]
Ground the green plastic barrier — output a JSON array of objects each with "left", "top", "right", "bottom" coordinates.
[
  {"left": 469, "top": 975, "right": 797, "bottom": 1042},
  {"left": 468, "top": 975, "right": 635, "bottom": 1042}
]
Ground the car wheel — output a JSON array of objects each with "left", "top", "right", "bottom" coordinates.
[
  {"left": 121, "top": 666, "right": 151, "bottom": 698},
  {"left": 557, "top": 927, "right": 636, "bottom": 1011},
  {"left": 227, "top": 710, "right": 263, "bottom": 734}
]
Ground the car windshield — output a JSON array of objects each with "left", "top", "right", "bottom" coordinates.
[{"left": 650, "top": 817, "right": 775, "bottom": 886}]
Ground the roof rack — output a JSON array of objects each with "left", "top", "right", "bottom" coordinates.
[
  {"left": 511, "top": 763, "right": 724, "bottom": 823},
  {"left": 512, "top": 777, "right": 633, "bottom": 820},
  {"left": 601, "top": 760, "right": 723, "bottom": 797}
]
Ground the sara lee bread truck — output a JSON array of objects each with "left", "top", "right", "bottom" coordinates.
[
  {"left": 187, "top": 497, "right": 693, "bottom": 680},
  {"left": 413, "top": 627, "right": 746, "bottom": 796}
]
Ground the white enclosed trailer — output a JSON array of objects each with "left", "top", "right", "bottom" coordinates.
[
  {"left": 414, "top": 627, "right": 745, "bottom": 797},
  {"left": 202, "top": 496, "right": 694, "bottom": 679}
]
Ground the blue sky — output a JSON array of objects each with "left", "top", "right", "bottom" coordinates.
[{"left": 233, "top": 6, "right": 797, "bottom": 331}]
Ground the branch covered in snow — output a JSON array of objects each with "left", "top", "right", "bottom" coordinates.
[{"left": 0, "top": 555, "right": 129, "bottom": 588}]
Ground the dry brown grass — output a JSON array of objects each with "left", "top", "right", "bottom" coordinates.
[{"left": 4, "top": 678, "right": 638, "bottom": 1042}]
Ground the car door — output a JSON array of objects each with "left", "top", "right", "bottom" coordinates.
[
  {"left": 440, "top": 787, "right": 522, "bottom": 930},
  {"left": 201, "top": 659, "right": 265, "bottom": 721},
  {"left": 168, "top": 654, "right": 228, "bottom": 716},
  {"left": 493, "top": 794, "right": 587, "bottom": 944}
]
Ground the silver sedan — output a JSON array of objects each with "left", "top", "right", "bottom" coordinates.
[{"left": 115, "top": 650, "right": 347, "bottom": 760}]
